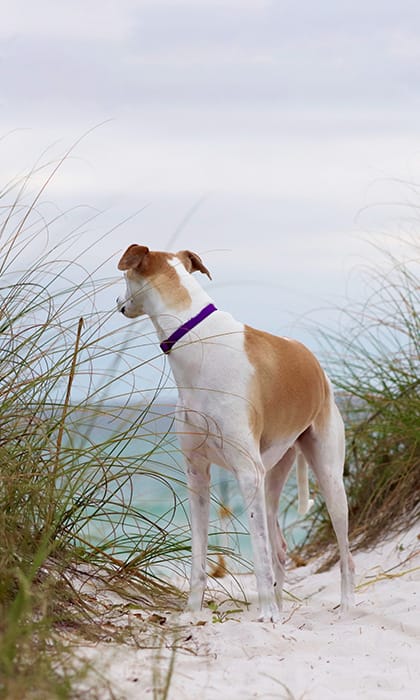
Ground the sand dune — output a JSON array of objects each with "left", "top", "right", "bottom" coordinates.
[{"left": 79, "top": 526, "right": 419, "bottom": 699}]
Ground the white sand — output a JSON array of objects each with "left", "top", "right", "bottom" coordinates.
[{"left": 78, "top": 527, "right": 419, "bottom": 699}]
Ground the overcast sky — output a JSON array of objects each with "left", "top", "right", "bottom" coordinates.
[{"left": 2, "top": 0, "right": 420, "bottom": 394}]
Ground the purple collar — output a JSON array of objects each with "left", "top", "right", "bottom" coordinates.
[{"left": 160, "top": 303, "right": 217, "bottom": 354}]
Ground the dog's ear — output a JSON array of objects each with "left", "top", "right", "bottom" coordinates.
[
  {"left": 118, "top": 245, "right": 150, "bottom": 271},
  {"left": 177, "top": 250, "right": 212, "bottom": 280}
]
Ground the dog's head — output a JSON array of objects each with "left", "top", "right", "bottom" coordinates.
[{"left": 117, "top": 245, "right": 211, "bottom": 318}]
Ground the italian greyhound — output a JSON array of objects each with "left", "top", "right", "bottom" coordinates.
[{"left": 117, "top": 245, "right": 355, "bottom": 622}]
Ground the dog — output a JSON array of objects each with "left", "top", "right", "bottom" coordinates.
[{"left": 117, "top": 245, "right": 355, "bottom": 622}]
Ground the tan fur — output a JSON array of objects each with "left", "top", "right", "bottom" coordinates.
[
  {"left": 118, "top": 244, "right": 150, "bottom": 271},
  {"left": 118, "top": 247, "right": 192, "bottom": 311},
  {"left": 244, "top": 325, "right": 330, "bottom": 448},
  {"left": 176, "top": 250, "right": 212, "bottom": 279}
]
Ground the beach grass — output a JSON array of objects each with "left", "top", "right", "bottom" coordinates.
[
  {"left": 0, "top": 158, "right": 200, "bottom": 698},
  {"left": 0, "top": 150, "right": 250, "bottom": 698},
  {"left": 296, "top": 236, "right": 420, "bottom": 565}
]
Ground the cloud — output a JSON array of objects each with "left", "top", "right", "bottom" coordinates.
[
  {"left": 1, "top": 0, "right": 420, "bottom": 338},
  {"left": 3, "top": 0, "right": 420, "bottom": 117},
  {"left": 0, "top": 0, "right": 133, "bottom": 40}
]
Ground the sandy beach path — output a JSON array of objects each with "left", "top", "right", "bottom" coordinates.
[{"left": 78, "top": 527, "right": 419, "bottom": 699}]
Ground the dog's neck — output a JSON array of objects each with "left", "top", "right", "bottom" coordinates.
[{"left": 146, "top": 269, "right": 216, "bottom": 347}]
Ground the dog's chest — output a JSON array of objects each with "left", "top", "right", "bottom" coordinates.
[
  {"left": 170, "top": 318, "right": 257, "bottom": 467},
  {"left": 168, "top": 314, "right": 251, "bottom": 393}
]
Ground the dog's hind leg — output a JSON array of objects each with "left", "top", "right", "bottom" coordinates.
[
  {"left": 184, "top": 456, "right": 211, "bottom": 612},
  {"left": 264, "top": 448, "right": 296, "bottom": 609},
  {"left": 299, "top": 405, "right": 355, "bottom": 612}
]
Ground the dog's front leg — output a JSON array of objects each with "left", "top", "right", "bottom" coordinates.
[
  {"left": 185, "top": 456, "right": 211, "bottom": 612},
  {"left": 237, "top": 464, "right": 280, "bottom": 623}
]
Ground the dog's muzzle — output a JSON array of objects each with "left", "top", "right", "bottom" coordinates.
[{"left": 116, "top": 297, "right": 126, "bottom": 315}]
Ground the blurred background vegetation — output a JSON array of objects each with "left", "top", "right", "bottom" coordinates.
[{"left": 297, "top": 237, "right": 419, "bottom": 567}]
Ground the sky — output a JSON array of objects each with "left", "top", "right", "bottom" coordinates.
[{"left": 1, "top": 0, "right": 420, "bottom": 396}]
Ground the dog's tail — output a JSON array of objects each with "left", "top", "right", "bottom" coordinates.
[{"left": 297, "top": 451, "right": 314, "bottom": 516}]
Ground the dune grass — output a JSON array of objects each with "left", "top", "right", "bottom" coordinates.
[
  {"left": 0, "top": 149, "right": 251, "bottom": 698},
  {"left": 0, "top": 158, "right": 206, "bottom": 698},
  {"left": 296, "top": 236, "right": 420, "bottom": 565}
]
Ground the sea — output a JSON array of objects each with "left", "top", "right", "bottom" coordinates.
[{"left": 67, "top": 404, "right": 307, "bottom": 575}]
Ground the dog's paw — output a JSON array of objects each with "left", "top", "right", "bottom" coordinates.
[
  {"left": 258, "top": 603, "right": 280, "bottom": 624},
  {"left": 179, "top": 607, "right": 211, "bottom": 626},
  {"left": 338, "top": 588, "right": 355, "bottom": 618}
]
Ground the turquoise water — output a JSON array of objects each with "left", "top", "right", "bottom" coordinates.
[{"left": 68, "top": 405, "right": 307, "bottom": 573}]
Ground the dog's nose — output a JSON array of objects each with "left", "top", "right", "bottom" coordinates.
[{"left": 116, "top": 297, "right": 126, "bottom": 315}]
